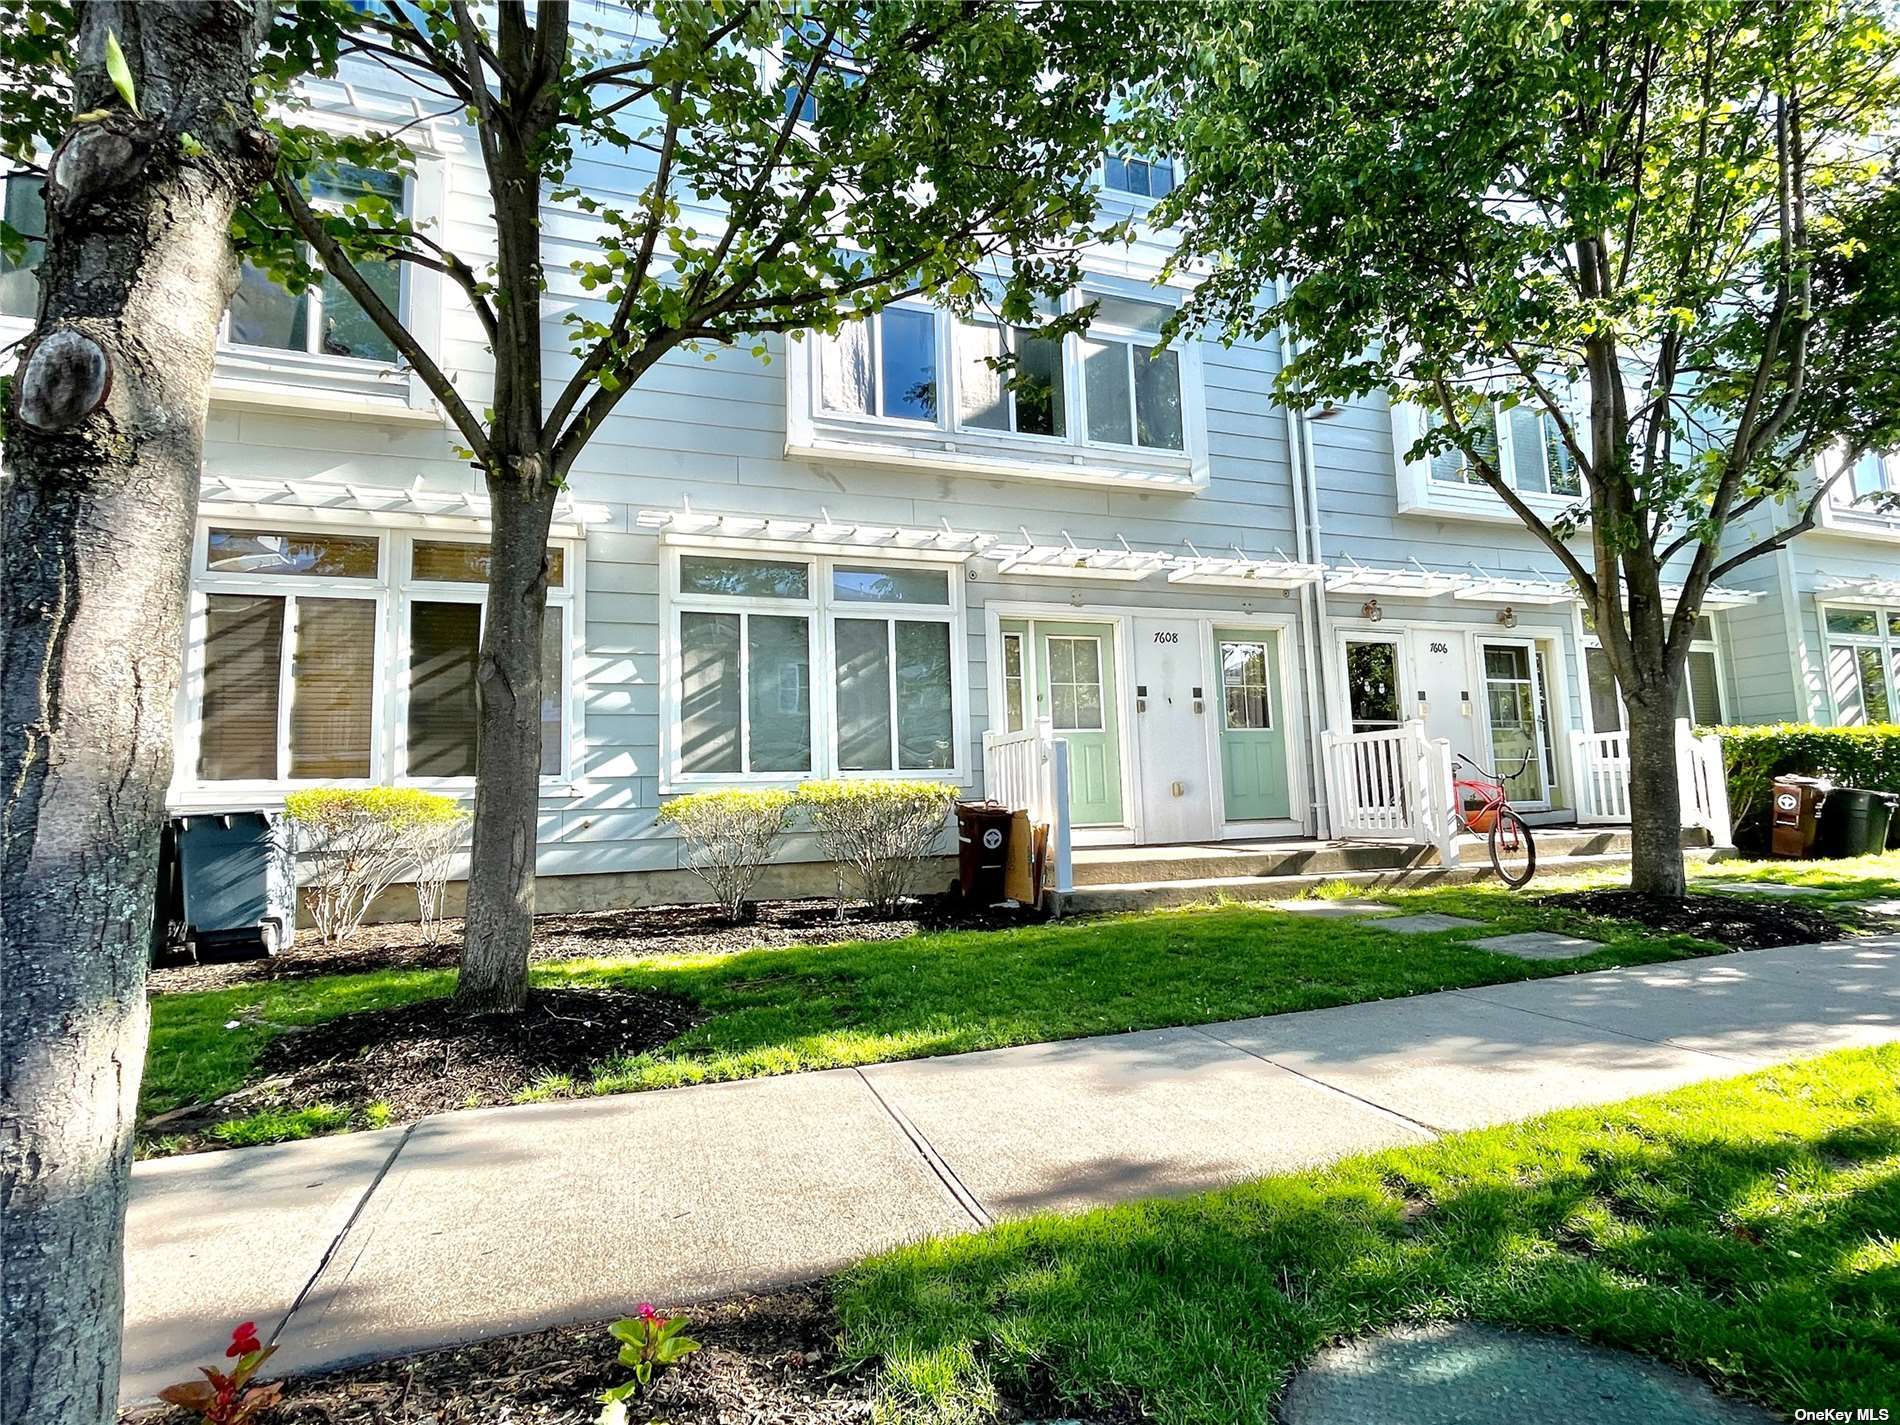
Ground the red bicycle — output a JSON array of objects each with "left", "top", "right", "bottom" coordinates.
[{"left": 1452, "top": 751, "right": 1538, "bottom": 888}]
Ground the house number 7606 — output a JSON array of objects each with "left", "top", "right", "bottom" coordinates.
[{"left": 1153, "top": 631, "right": 1179, "bottom": 643}]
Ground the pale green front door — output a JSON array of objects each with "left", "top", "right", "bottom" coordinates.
[
  {"left": 1213, "top": 627, "right": 1290, "bottom": 822},
  {"left": 1017, "top": 619, "right": 1123, "bottom": 826}
]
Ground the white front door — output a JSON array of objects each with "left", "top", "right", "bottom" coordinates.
[
  {"left": 1133, "top": 616, "right": 1217, "bottom": 844},
  {"left": 1408, "top": 629, "right": 1476, "bottom": 757}
]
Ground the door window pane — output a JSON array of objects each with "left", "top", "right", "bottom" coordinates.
[
  {"left": 832, "top": 565, "right": 948, "bottom": 604},
  {"left": 199, "top": 595, "right": 284, "bottom": 781},
  {"left": 1344, "top": 640, "right": 1400, "bottom": 730},
  {"left": 407, "top": 601, "right": 480, "bottom": 776},
  {"left": 879, "top": 306, "right": 937, "bottom": 421},
  {"left": 679, "top": 554, "right": 808, "bottom": 599},
  {"left": 1482, "top": 644, "right": 1543, "bottom": 801},
  {"left": 1133, "top": 345, "right": 1183, "bottom": 450},
  {"left": 413, "top": 540, "right": 565, "bottom": 586},
  {"left": 679, "top": 611, "right": 741, "bottom": 773},
  {"left": 835, "top": 618, "right": 893, "bottom": 770},
  {"left": 208, "top": 528, "right": 379, "bottom": 578},
  {"left": 1048, "top": 636, "right": 1104, "bottom": 731},
  {"left": 747, "top": 614, "right": 812, "bottom": 773},
  {"left": 0, "top": 171, "right": 45, "bottom": 318},
  {"left": 289, "top": 598, "right": 375, "bottom": 778},
  {"left": 822, "top": 320, "right": 873, "bottom": 414},
  {"left": 1221, "top": 640, "right": 1270, "bottom": 729},
  {"left": 896, "top": 620, "right": 953, "bottom": 770},
  {"left": 1082, "top": 340, "right": 1133, "bottom": 445}
]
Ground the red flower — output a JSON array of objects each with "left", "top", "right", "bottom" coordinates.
[
  {"left": 636, "top": 1303, "right": 663, "bottom": 1325},
  {"left": 227, "top": 1322, "right": 262, "bottom": 1358}
]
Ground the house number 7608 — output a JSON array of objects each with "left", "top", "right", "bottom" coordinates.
[{"left": 1153, "top": 631, "right": 1179, "bottom": 643}]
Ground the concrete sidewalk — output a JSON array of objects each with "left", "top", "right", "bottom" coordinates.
[{"left": 121, "top": 936, "right": 1900, "bottom": 1401}]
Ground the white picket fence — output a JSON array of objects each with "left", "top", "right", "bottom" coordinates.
[
  {"left": 1570, "top": 718, "right": 1733, "bottom": 845},
  {"left": 980, "top": 720, "right": 1073, "bottom": 894},
  {"left": 1320, "top": 720, "right": 1460, "bottom": 866}
]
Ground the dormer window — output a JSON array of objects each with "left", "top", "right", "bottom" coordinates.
[
  {"left": 1103, "top": 153, "right": 1176, "bottom": 200},
  {"left": 1397, "top": 391, "right": 1586, "bottom": 520}
]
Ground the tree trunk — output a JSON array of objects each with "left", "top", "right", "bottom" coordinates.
[
  {"left": 0, "top": 7, "right": 272, "bottom": 1423},
  {"left": 1625, "top": 693, "right": 1688, "bottom": 898},
  {"left": 452, "top": 476, "right": 556, "bottom": 1013}
]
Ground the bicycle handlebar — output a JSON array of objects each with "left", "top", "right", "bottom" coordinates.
[{"left": 1454, "top": 748, "right": 1536, "bottom": 782}]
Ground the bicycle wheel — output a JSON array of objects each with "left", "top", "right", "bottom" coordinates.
[{"left": 1488, "top": 807, "right": 1537, "bottom": 888}]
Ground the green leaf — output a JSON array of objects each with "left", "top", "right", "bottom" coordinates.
[
  {"left": 104, "top": 30, "right": 140, "bottom": 118},
  {"left": 607, "top": 1318, "right": 644, "bottom": 1347}
]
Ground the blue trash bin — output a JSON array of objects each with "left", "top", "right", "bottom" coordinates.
[{"left": 168, "top": 811, "right": 297, "bottom": 957}]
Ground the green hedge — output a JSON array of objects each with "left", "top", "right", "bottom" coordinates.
[{"left": 1712, "top": 723, "right": 1900, "bottom": 848}]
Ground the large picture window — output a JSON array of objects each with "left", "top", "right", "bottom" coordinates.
[
  {"left": 1823, "top": 605, "right": 1900, "bottom": 726},
  {"left": 667, "top": 550, "right": 962, "bottom": 784},
  {"left": 186, "top": 525, "right": 577, "bottom": 787},
  {"left": 1581, "top": 613, "right": 1725, "bottom": 732}
]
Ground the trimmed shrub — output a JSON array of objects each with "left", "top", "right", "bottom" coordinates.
[
  {"left": 284, "top": 788, "right": 465, "bottom": 944},
  {"left": 796, "top": 779, "right": 958, "bottom": 917},
  {"left": 412, "top": 808, "right": 472, "bottom": 940},
  {"left": 658, "top": 789, "right": 796, "bottom": 922},
  {"left": 1713, "top": 723, "right": 1900, "bottom": 847}
]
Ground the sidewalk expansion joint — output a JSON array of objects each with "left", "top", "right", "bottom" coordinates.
[
  {"left": 1188, "top": 1025, "right": 1446, "bottom": 1139},
  {"left": 854, "top": 1067, "right": 993, "bottom": 1230},
  {"left": 1449, "top": 985, "right": 1761, "bottom": 1064},
  {"left": 269, "top": 1122, "right": 417, "bottom": 1348}
]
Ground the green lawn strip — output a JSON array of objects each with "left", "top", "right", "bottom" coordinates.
[
  {"left": 140, "top": 895, "right": 1715, "bottom": 1152},
  {"left": 1689, "top": 848, "right": 1900, "bottom": 904},
  {"left": 837, "top": 1045, "right": 1900, "bottom": 1425}
]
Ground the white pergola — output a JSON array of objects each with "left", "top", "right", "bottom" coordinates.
[
  {"left": 1814, "top": 576, "right": 1900, "bottom": 601},
  {"left": 199, "top": 474, "right": 610, "bottom": 537},
  {"left": 1167, "top": 543, "right": 1323, "bottom": 592},
  {"left": 636, "top": 503, "right": 992, "bottom": 560},
  {"left": 988, "top": 531, "right": 1173, "bottom": 583}
]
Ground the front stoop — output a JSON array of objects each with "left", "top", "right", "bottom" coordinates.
[{"left": 1049, "top": 830, "right": 1720, "bottom": 917}]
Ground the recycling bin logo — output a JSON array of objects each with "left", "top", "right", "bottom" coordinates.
[
  {"left": 982, "top": 827, "right": 1004, "bottom": 850},
  {"left": 1775, "top": 791, "right": 1798, "bottom": 814}
]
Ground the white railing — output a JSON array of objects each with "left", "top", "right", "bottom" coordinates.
[
  {"left": 1320, "top": 720, "right": 1459, "bottom": 865},
  {"left": 1570, "top": 729, "right": 1633, "bottom": 824},
  {"left": 1570, "top": 718, "right": 1733, "bottom": 847},
  {"left": 980, "top": 720, "right": 1073, "bottom": 894}
]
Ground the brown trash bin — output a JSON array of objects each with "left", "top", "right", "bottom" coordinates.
[
  {"left": 956, "top": 801, "right": 1014, "bottom": 901},
  {"left": 1003, "top": 810, "right": 1035, "bottom": 904},
  {"left": 1770, "top": 775, "right": 1830, "bottom": 858}
]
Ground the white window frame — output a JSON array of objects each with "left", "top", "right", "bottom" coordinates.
[
  {"left": 1818, "top": 599, "right": 1900, "bottom": 726},
  {"left": 1045, "top": 634, "right": 1107, "bottom": 731},
  {"left": 1816, "top": 444, "right": 1900, "bottom": 543},
  {"left": 1099, "top": 151, "right": 1179, "bottom": 203},
  {"left": 1476, "top": 636, "right": 1555, "bottom": 811},
  {"left": 175, "top": 521, "right": 583, "bottom": 802},
  {"left": 1218, "top": 637, "right": 1274, "bottom": 731},
  {"left": 1001, "top": 630, "right": 1027, "bottom": 733},
  {"left": 788, "top": 274, "right": 1210, "bottom": 492},
  {"left": 1392, "top": 391, "right": 1590, "bottom": 524},
  {"left": 661, "top": 545, "right": 969, "bottom": 790}
]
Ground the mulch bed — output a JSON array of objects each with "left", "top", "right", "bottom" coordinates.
[
  {"left": 121, "top": 1284, "right": 1141, "bottom": 1425},
  {"left": 146, "top": 986, "right": 702, "bottom": 1149},
  {"left": 149, "top": 894, "right": 1044, "bottom": 995},
  {"left": 1536, "top": 889, "right": 1845, "bottom": 950}
]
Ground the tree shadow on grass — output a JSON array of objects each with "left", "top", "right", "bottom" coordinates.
[{"left": 837, "top": 1050, "right": 1900, "bottom": 1425}]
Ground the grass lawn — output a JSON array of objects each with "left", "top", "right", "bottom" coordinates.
[
  {"left": 837, "top": 1044, "right": 1900, "bottom": 1423},
  {"left": 139, "top": 859, "right": 1888, "bottom": 1154}
]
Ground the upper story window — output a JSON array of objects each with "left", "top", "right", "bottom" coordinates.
[
  {"left": 806, "top": 284, "right": 1196, "bottom": 475},
  {"left": 0, "top": 170, "right": 44, "bottom": 319},
  {"left": 1103, "top": 153, "right": 1176, "bottom": 200},
  {"left": 228, "top": 165, "right": 406, "bottom": 364},
  {"left": 185, "top": 524, "right": 576, "bottom": 789},
  {"left": 1837, "top": 449, "right": 1900, "bottom": 505},
  {"left": 1426, "top": 403, "right": 1579, "bottom": 496}
]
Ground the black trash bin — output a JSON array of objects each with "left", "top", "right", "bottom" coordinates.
[
  {"left": 955, "top": 801, "right": 1014, "bottom": 903},
  {"left": 159, "top": 811, "right": 297, "bottom": 959},
  {"left": 1828, "top": 788, "right": 1899, "bottom": 857}
]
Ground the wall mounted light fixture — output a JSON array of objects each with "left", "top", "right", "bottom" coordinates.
[
  {"left": 1496, "top": 606, "right": 1518, "bottom": 629},
  {"left": 1362, "top": 598, "right": 1383, "bottom": 623}
]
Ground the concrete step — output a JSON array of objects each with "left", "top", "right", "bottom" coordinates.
[
  {"left": 1049, "top": 845, "right": 1723, "bottom": 918},
  {"left": 1069, "top": 826, "right": 1710, "bottom": 888}
]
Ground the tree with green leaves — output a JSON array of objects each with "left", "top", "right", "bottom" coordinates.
[
  {"left": 0, "top": 5, "right": 279, "bottom": 1421},
  {"left": 1157, "top": 0, "right": 1900, "bottom": 895},
  {"left": 242, "top": 0, "right": 1161, "bottom": 1010}
]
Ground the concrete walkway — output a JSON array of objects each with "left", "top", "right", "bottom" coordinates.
[{"left": 122, "top": 935, "right": 1900, "bottom": 1401}]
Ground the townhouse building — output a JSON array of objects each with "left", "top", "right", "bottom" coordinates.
[{"left": 5, "top": 53, "right": 1875, "bottom": 910}]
